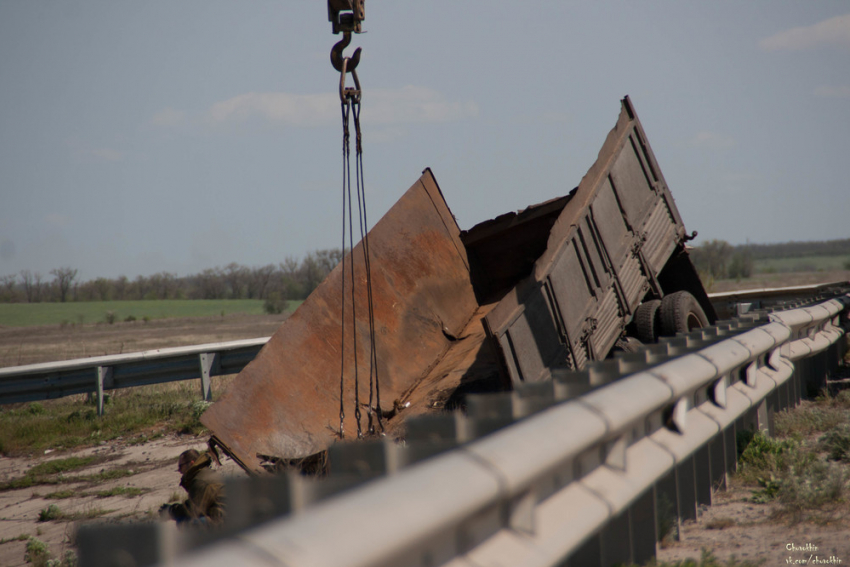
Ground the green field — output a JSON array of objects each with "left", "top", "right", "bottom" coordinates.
[
  {"left": 754, "top": 254, "right": 850, "bottom": 274},
  {"left": 0, "top": 299, "right": 276, "bottom": 327}
]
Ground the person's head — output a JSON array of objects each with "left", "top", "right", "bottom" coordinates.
[{"left": 178, "top": 449, "right": 200, "bottom": 475}]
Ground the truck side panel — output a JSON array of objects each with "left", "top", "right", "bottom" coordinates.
[{"left": 485, "top": 97, "right": 695, "bottom": 385}]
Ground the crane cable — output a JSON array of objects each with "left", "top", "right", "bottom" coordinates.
[{"left": 332, "top": 10, "right": 383, "bottom": 439}]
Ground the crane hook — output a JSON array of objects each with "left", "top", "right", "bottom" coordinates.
[{"left": 331, "top": 31, "right": 361, "bottom": 73}]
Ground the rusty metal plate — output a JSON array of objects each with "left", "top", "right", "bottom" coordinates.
[{"left": 201, "top": 169, "right": 478, "bottom": 470}]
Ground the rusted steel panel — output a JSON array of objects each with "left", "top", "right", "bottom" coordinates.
[{"left": 201, "top": 169, "right": 478, "bottom": 470}]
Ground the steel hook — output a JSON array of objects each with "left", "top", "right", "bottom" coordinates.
[{"left": 331, "top": 32, "right": 361, "bottom": 73}]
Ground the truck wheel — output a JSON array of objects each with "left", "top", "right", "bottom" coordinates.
[
  {"left": 634, "top": 299, "right": 661, "bottom": 343},
  {"left": 660, "top": 291, "right": 709, "bottom": 336}
]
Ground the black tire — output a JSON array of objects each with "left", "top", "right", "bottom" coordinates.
[
  {"left": 659, "top": 291, "right": 709, "bottom": 336},
  {"left": 633, "top": 299, "right": 662, "bottom": 343}
]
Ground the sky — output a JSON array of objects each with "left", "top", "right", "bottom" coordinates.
[{"left": 1, "top": 1, "right": 849, "bottom": 282}]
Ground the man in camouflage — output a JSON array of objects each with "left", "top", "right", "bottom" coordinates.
[{"left": 161, "top": 449, "right": 225, "bottom": 526}]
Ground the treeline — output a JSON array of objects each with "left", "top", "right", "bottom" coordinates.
[
  {"left": 690, "top": 240, "right": 755, "bottom": 280},
  {"left": 690, "top": 237, "right": 850, "bottom": 281},
  {"left": 0, "top": 249, "right": 344, "bottom": 304},
  {"left": 741, "top": 238, "right": 850, "bottom": 260}
]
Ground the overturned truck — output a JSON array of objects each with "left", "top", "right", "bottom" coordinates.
[{"left": 201, "top": 96, "right": 716, "bottom": 472}]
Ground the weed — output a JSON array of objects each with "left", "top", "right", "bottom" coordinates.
[
  {"left": 28, "top": 403, "right": 46, "bottom": 415},
  {"left": 819, "top": 424, "right": 850, "bottom": 461},
  {"left": 29, "top": 456, "right": 97, "bottom": 476},
  {"left": 104, "top": 311, "right": 116, "bottom": 324},
  {"left": 0, "top": 534, "right": 29, "bottom": 544},
  {"left": 37, "top": 503, "right": 113, "bottom": 523},
  {"left": 737, "top": 430, "right": 797, "bottom": 478},
  {"left": 58, "top": 550, "right": 79, "bottom": 567},
  {"left": 124, "top": 315, "right": 136, "bottom": 322},
  {"left": 25, "top": 537, "right": 51, "bottom": 566},
  {"left": 776, "top": 459, "right": 850, "bottom": 521},
  {"left": 44, "top": 490, "right": 77, "bottom": 500},
  {"left": 38, "top": 504, "right": 63, "bottom": 522},
  {"left": 656, "top": 491, "right": 677, "bottom": 546},
  {"left": 263, "top": 292, "right": 288, "bottom": 315},
  {"left": 705, "top": 517, "right": 735, "bottom": 530}
]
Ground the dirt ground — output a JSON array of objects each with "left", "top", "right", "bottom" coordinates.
[
  {"left": 0, "top": 314, "right": 277, "bottom": 566},
  {"left": 655, "top": 483, "right": 850, "bottom": 565},
  {"left": 0, "top": 434, "right": 247, "bottom": 567},
  {"left": 0, "top": 313, "right": 288, "bottom": 368}
]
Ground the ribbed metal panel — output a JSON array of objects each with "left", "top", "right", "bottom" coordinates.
[
  {"left": 618, "top": 253, "right": 645, "bottom": 310},
  {"left": 594, "top": 288, "right": 622, "bottom": 359},
  {"left": 642, "top": 200, "right": 677, "bottom": 272}
]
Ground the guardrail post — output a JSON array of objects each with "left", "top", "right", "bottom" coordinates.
[
  {"left": 630, "top": 488, "right": 656, "bottom": 565},
  {"left": 199, "top": 353, "right": 220, "bottom": 402},
  {"left": 676, "top": 456, "right": 698, "bottom": 521},
  {"left": 96, "top": 366, "right": 113, "bottom": 417},
  {"left": 600, "top": 510, "right": 631, "bottom": 565}
]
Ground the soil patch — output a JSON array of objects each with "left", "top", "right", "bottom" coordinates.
[
  {"left": 0, "top": 313, "right": 287, "bottom": 368},
  {"left": 0, "top": 434, "right": 246, "bottom": 567}
]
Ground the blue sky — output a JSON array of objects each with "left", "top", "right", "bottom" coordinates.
[{"left": 1, "top": 1, "right": 848, "bottom": 281}]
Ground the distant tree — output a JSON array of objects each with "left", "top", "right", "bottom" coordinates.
[
  {"left": 77, "top": 279, "right": 98, "bottom": 301},
  {"left": 224, "top": 263, "right": 248, "bottom": 299},
  {"left": 33, "top": 272, "right": 44, "bottom": 302},
  {"left": 279, "top": 257, "right": 303, "bottom": 299},
  {"left": 194, "top": 268, "right": 226, "bottom": 299},
  {"left": 0, "top": 274, "right": 17, "bottom": 302},
  {"left": 727, "top": 250, "right": 754, "bottom": 280},
  {"left": 94, "top": 277, "right": 112, "bottom": 301},
  {"left": 248, "top": 264, "right": 276, "bottom": 299},
  {"left": 50, "top": 267, "right": 77, "bottom": 303},
  {"left": 691, "top": 240, "right": 733, "bottom": 280},
  {"left": 20, "top": 270, "right": 35, "bottom": 302},
  {"left": 113, "top": 275, "right": 128, "bottom": 300}
]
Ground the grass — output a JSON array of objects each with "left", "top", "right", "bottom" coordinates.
[
  {"left": 28, "top": 456, "right": 99, "bottom": 476},
  {"left": 0, "top": 299, "right": 299, "bottom": 327},
  {"left": 732, "top": 389, "right": 850, "bottom": 523},
  {"left": 754, "top": 254, "right": 850, "bottom": 274},
  {"left": 38, "top": 503, "right": 112, "bottom": 523},
  {"left": 1, "top": 457, "right": 138, "bottom": 492},
  {"left": 94, "top": 486, "right": 147, "bottom": 498},
  {"left": 0, "top": 378, "right": 229, "bottom": 458},
  {"left": 23, "top": 537, "right": 78, "bottom": 567}
]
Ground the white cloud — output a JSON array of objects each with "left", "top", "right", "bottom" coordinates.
[
  {"left": 208, "top": 87, "right": 479, "bottom": 126},
  {"left": 689, "top": 131, "right": 737, "bottom": 151},
  {"left": 814, "top": 85, "right": 850, "bottom": 98},
  {"left": 759, "top": 13, "right": 850, "bottom": 52},
  {"left": 152, "top": 107, "right": 186, "bottom": 126}
]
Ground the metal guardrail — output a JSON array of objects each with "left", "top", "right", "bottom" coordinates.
[
  {"left": 0, "top": 338, "right": 270, "bottom": 412},
  {"left": 76, "top": 293, "right": 850, "bottom": 567}
]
